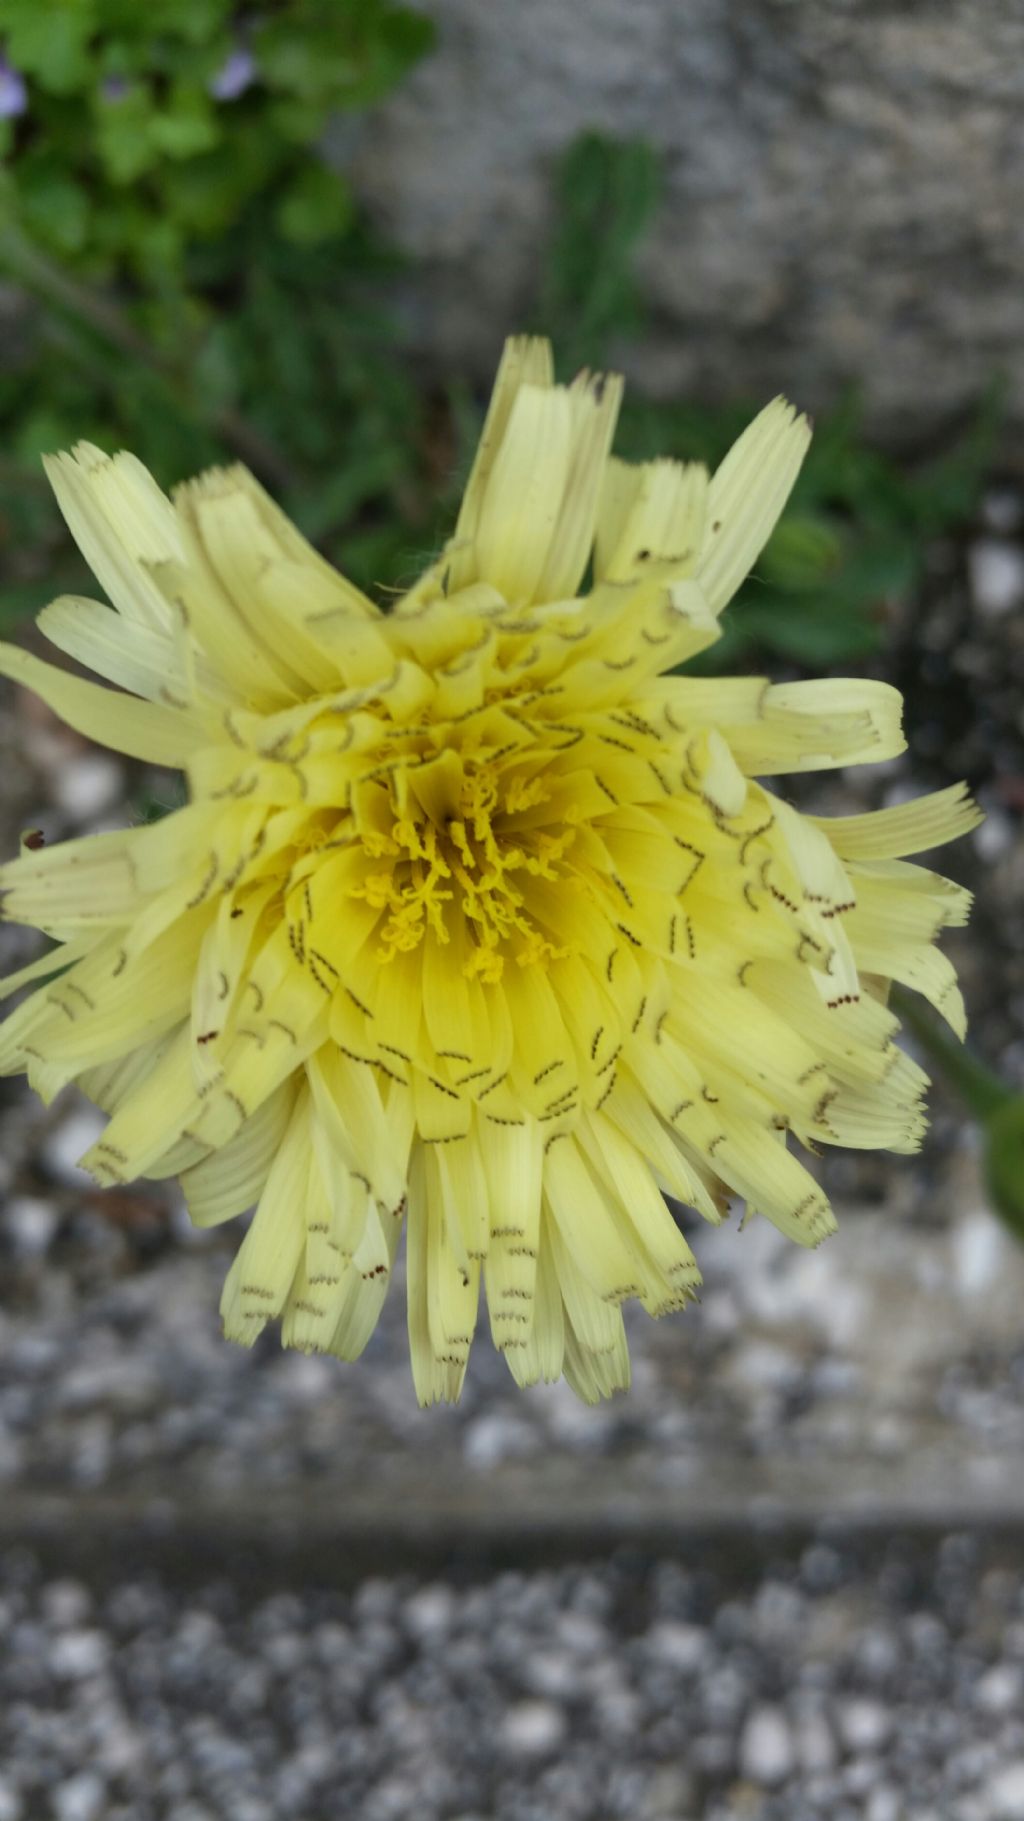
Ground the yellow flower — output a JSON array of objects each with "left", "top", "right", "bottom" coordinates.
[{"left": 0, "top": 338, "right": 980, "bottom": 1404}]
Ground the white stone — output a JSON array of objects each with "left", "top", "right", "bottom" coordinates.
[
  {"left": 739, "top": 1705, "right": 795, "bottom": 1787},
  {"left": 499, "top": 1700, "right": 568, "bottom": 1757},
  {"left": 403, "top": 1584, "right": 455, "bottom": 1640},
  {"left": 95, "top": 1716, "right": 146, "bottom": 1777},
  {"left": 555, "top": 1611, "right": 607, "bottom": 1656},
  {"left": 3, "top": 1196, "right": 58, "bottom": 1257},
  {"left": 975, "top": 810, "right": 1016, "bottom": 862},
  {"left": 0, "top": 1778, "right": 22, "bottom": 1821},
  {"left": 0, "top": 1426, "right": 22, "bottom": 1485},
  {"left": 280, "top": 1353, "right": 334, "bottom": 1399},
  {"left": 843, "top": 1757, "right": 884, "bottom": 1796},
  {"left": 975, "top": 1665, "right": 1024, "bottom": 1715},
  {"left": 986, "top": 1764, "right": 1024, "bottom": 1821},
  {"left": 644, "top": 1619, "right": 708, "bottom": 1672},
  {"left": 968, "top": 539, "right": 1024, "bottom": 617},
  {"left": 44, "top": 1101, "right": 107, "bottom": 1185},
  {"left": 521, "top": 1648, "right": 579, "bottom": 1700},
  {"left": 866, "top": 1790, "right": 902, "bottom": 1821},
  {"left": 728, "top": 1340, "right": 800, "bottom": 1393},
  {"left": 462, "top": 1412, "right": 536, "bottom": 1469},
  {"left": 983, "top": 488, "right": 1023, "bottom": 534},
  {"left": 838, "top": 1699, "right": 893, "bottom": 1754},
  {"left": 365, "top": 1781, "right": 419, "bottom": 1821},
  {"left": 954, "top": 1211, "right": 1007, "bottom": 1297},
  {"left": 54, "top": 753, "right": 124, "bottom": 822},
  {"left": 595, "top": 1687, "right": 643, "bottom": 1738},
  {"left": 796, "top": 1711, "right": 838, "bottom": 1774},
  {"left": 49, "top": 1629, "right": 110, "bottom": 1680},
  {"left": 52, "top": 1775, "right": 106, "bottom": 1821},
  {"left": 41, "top": 1581, "right": 92, "bottom": 1628},
  {"left": 57, "top": 1360, "right": 159, "bottom": 1415}
]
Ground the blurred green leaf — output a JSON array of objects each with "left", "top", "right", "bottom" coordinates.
[
  {"left": 147, "top": 86, "right": 221, "bottom": 161},
  {"left": 94, "top": 84, "right": 161, "bottom": 183},
  {"left": 0, "top": 0, "right": 437, "bottom": 625},
  {"left": 2, "top": 1, "right": 94, "bottom": 92},
  {"left": 17, "top": 164, "right": 91, "bottom": 254},
  {"left": 757, "top": 515, "right": 844, "bottom": 592},
  {"left": 539, "top": 131, "right": 660, "bottom": 373},
  {"left": 275, "top": 163, "right": 353, "bottom": 246},
  {"left": 733, "top": 594, "right": 883, "bottom": 666}
]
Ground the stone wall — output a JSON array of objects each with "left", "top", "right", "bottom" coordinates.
[{"left": 349, "top": 0, "right": 1024, "bottom": 439}]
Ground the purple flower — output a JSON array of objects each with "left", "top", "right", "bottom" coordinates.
[
  {"left": 100, "top": 76, "right": 130, "bottom": 105},
  {"left": 0, "top": 56, "right": 27, "bottom": 120},
  {"left": 208, "top": 47, "right": 256, "bottom": 102}
]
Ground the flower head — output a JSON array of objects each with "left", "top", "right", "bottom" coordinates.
[{"left": 0, "top": 338, "right": 979, "bottom": 1402}]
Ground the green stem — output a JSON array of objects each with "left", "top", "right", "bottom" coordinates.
[
  {"left": 0, "top": 227, "right": 297, "bottom": 494},
  {"left": 891, "top": 983, "right": 1011, "bottom": 1120}
]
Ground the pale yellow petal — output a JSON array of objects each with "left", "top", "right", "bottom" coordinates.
[
  {"left": 182, "top": 1079, "right": 298, "bottom": 1227},
  {"left": 474, "top": 385, "right": 574, "bottom": 604},
  {"left": 0, "top": 640, "right": 206, "bottom": 765},
  {"left": 37, "top": 595, "right": 214, "bottom": 708},
  {"left": 43, "top": 445, "right": 182, "bottom": 631},
  {"left": 815, "top": 782, "right": 982, "bottom": 860},
  {"left": 535, "top": 368, "right": 624, "bottom": 601},
  {"left": 696, "top": 397, "right": 811, "bottom": 616},
  {"left": 595, "top": 456, "right": 708, "bottom": 582},
  {"left": 449, "top": 335, "right": 555, "bottom": 592}
]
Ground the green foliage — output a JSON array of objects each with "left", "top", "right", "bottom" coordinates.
[
  {"left": 0, "top": 72, "right": 1001, "bottom": 671},
  {"left": 891, "top": 985, "right": 1024, "bottom": 1243},
  {"left": 984, "top": 1097, "right": 1024, "bottom": 1241},
  {"left": 535, "top": 131, "right": 660, "bottom": 374},
  {"left": 541, "top": 131, "right": 1000, "bottom": 674},
  {"left": 0, "top": 0, "right": 437, "bottom": 629},
  {"left": 0, "top": 0, "right": 433, "bottom": 275}
]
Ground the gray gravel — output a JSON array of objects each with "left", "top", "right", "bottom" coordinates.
[
  {"left": 3, "top": 1103, "right": 1024, "bottom": 1536},
  {"left": 3, "top": 1538, "right": 1024, "bottom": 1820}
]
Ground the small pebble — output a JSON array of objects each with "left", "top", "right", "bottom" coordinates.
[
  {"left": 39, "top": 1580, "right": 91, "bottom": 1638},
  {"left": 53, "top": 754, "right": 124, "bottom": 823},
  {"left": 2, "top": 1197, "right": 59, "bottom": 1259},
  {"left": 462, "top": 1412, "right": 537, "bottom": 1468},
  {"left": 982, "top": 487, "right": 1023, "bottom": 535},
  {"left": 838, "top": 1699, "right": 893, "bottom": 1755},
  {"left": 402, "top": 1584, "right": 455, "bottom": 1641},
  {"left": 739, "top": 1705, "right": 795, "bottom": 1786},
  {"left": 987, "top": 1764, "right": 1024, "bottom": 1821},
  {"left": 49, "top": 1629, "right": 109, "bottom": 1680},
  {"left": 499, "top": 1700, "right": 567, "bottom": 1757},
  {"left": 796, "top": 1711, "right": 838, "bottom": 1774},
  {"left": 968, "top": 539, "right": 1024, "bottom": 617},
  {"left": 865, "top": 1791, "right": 902, "bottom": 1821},
  {"left": 52, "top": 1775, "right": 107, "bottom": 1821},
  {"left": 43, "top": 1103, "right": 106, "bottom": 1186},
  {"left": 644, "top": 1620, "right": 707, "bottom": 1672},
  {"left": 954, "top": 1211, "right": 1007, "bottom": 1296},
  {"left": 520, "top": 1648, "right": 578, "bottom": 1700},
  {"left": 975, "top": 1664, "right": 1023, "bottom": 1714}
]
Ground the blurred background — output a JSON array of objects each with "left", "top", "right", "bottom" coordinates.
[{"left": 0, "top": 4, "right": 1023, "bottom": 1819}]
